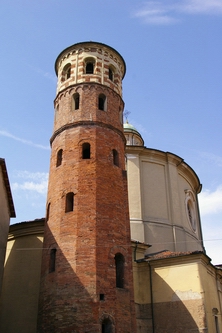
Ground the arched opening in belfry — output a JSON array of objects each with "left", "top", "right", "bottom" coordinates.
[
  {"left": 85, "top": 61, "right": 94, "bottom": 74},
  {"left": 62, "top": 63, "right": 71, "bottom": 80},
  {"left": 109, "top": 67, "right": 114, "bottom": 81}
]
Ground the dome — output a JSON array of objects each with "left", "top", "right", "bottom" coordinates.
[
  {"left": 124, "top": 122, "right": 139, "bottom": 133},
  {"left": 123, "top": 122, "right": 144, "bottom": 146}
]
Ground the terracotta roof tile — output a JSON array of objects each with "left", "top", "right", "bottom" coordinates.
[{"left": 145, "top": 250, "right": 204, "bottom": 260}]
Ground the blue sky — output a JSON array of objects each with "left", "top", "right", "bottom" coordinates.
[{"left": 0, "top": 0, "right": 221, "bottom": 264}]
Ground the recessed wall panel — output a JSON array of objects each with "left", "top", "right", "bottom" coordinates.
[{"left": 141, "top": 161, "right": 168, "bottom": 220}]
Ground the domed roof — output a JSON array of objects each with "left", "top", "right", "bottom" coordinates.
[
  {"left": 123, "top": 121, "right": 144, "bottom": 146},
  {"left": 123, "top": 122, "right": 140, "bottom": 134}
]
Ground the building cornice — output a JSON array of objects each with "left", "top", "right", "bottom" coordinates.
[
  {"left": 8, "top": 218, "right": 45, "bottom": 240},
  {"left": 125, "top": 146, "right": 202, "bottom": 193}
]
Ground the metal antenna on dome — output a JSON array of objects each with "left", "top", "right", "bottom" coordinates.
[{"left": 123, "top": 109, "right": 131, "bottom": 123}]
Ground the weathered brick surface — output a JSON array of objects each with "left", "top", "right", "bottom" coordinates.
[{"left": 37, "top": 42, "right": 136, "bottom": 333}]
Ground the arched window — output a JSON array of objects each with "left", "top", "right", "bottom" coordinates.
[
  {"left": 49, "top": 248, "right": 56, "bottom": 273},
  {"left": 65, "top": 192, "right": 74, "bottom": 212},
  {"left": 56, "top": 149, "right": 63, "bottom": 167},
  {"left": 98, "top": 94, "right": 107, "bottom": 111},
  {"left": 109, "top": 67, "right": 114, "bottom": 81},
  {"left": 113, "top": 149, "right": 119, "bottom": 167},
  {"left": 84, "top": 57, "right": 95, "bottom": 74},
  {"left": 73, "top": 93, "right": 80, "bottom": 110},
  {"left": 185, "top": 190, "right": 196, "bottom": 232},
  {"left": 102, "top": 318, "right": 113, "bottom": 333},
  {"left": 62, "top": 63, "right": 71, "bottom": 80},
  {"left": 46, "top": 203, "right": 51, "bottom": 221},
  {"left": 82, "top": 143, "right": 90, "bottom": 159},
  {"left": 115, "top": 253, "right": 125, "bottom": 288},
  {"left": 187, "top": 199, "right": 196, "bottom": 231}
]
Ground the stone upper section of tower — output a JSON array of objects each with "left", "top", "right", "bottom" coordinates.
[{"left": 55, "top": 41, "right": 126, "bottom": 97}]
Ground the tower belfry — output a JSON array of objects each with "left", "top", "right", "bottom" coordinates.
[{"left": 37, "top": 42, "right": 136, "bottom": 332}]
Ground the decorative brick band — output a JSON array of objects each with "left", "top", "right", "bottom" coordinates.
[
  {"left": 54, "top": 81, "right": 124, "bottom": 105},
  {"left": 50, "top": 120, "right": 126, "bottom": 145}
]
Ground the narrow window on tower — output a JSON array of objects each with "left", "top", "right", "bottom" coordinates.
[
  {"left": 73, "top": 93, "right": 80, "bottom": 110},
  {"left": 56, "top": 149, "right": 63, "bottom": 167},
  {"left": 62, "top": 63, "right": 71, "bottom": 81},
  {"left": 98, "top": 94, "right": 107, "bottom": 111},
  {"left": 102, "top": 318, "right": 113, "bottom": 333},
  {"left": 65, "top": 192, "right": 74, "bottom": 212},
  {"left": 215, "top": 316, "right": 220, "bottom": 333},
  {"left": 115, "top": 253, "right": 125, "bottom": 288},
  {"left": 82, "top": 143, "right": 90, "bottom": 159},
  {"left": 112, "top": 149, "right": 119, "bottom": 167},
  {"left": 49, "top": 248, "right": 56, "bottom": 273},
  {"left": 46, "top": 202, "right": 51, "bottom": 222}
]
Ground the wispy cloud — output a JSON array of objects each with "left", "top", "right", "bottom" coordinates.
[
  {"left": 133, "top": 0, "right": 222, "bottom": 25},
  {"left": 0, "top": 130, "right": 50, "bottom": 150},
  {"left": 28, "top": 64, "right": 56, "bottom": 83},
  {"left": 133, "top": 1, "right": 180, "bottom": 25},
  {"left": 14, "top": 171, "right": 48, "bottom": 180},
  {"left": 12, "top": 171, "right": 48, "bottom": 195},
  {"left": 130, "top": 119, "right": 148, "bottom": 135},
  {"left": 199, "top": 151, "right": 222, "bottom": 167},
  {"left": 199, "top": 185, "right": 222, "bottom": 216},
  {"left": 181, "top": 0, "right": 222, "bottom": 14}
]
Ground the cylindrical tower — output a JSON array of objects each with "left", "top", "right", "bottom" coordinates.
[{"left": 37, "top": 42, "right": 136, "bottom": 333}]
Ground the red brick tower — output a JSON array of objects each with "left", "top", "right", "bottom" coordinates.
[{"left": 37, "top": 42, "right": 136, "bottom": 333}]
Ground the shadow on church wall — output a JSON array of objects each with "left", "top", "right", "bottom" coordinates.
[{"left": 135, "top": 262, "right": 207, "bottom": 333}]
